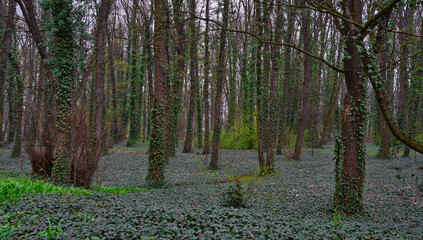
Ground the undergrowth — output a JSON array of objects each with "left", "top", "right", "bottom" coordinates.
[{"left": 0, "top": 177, "right": 148, "bottom": 206}]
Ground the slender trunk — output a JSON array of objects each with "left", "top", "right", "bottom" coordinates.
[
  {"left": 293, "top": 5, "right": 311, "bottom": 160},
  {"left": 377, "top": 49, "right": 390, "bottom": 159},
  {"left": 0, "top": 0, "right": 16, "bottom": 142},
  {"left": 169, "top": 0, "right": 185, "bottom": 157},
  {"left": 276, "top": 8, "right": 294, "bottom": 154},
  {"left": 127, "top": 3, "right": 140, "bottom": 147},
  {"left": 108, "top": 32, "right": 119, "bottom": 144},
  {"left": 266, "top": 4, "right": 283, "bottom": 172},
  {"left": 93, "top": 0, "right": 113, "bottom": 148},
  {"left": 202, "top": 0, "right": 210, "bottom": 154},
  {"left": 11, "top": 54, "right": 22, "bottom": 158},
  {"left": 255, "top": 1, "right": 265, "bottom": 169},
  {"left": 209, "top": 0, "right": 229, "bottom": 170},
  {"left": 182, "top": 0, "right": 197, "bottom": 153}
]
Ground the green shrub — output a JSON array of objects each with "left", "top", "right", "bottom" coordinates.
[{"left": 220, "top": 120, "right": 257, "bottom": 150}]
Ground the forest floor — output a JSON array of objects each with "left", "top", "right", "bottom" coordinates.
[{"left": 0, "top": 143, "right": 423, "bottom": 239}]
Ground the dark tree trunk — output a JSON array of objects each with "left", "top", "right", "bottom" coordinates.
[
  {"left": 147, "top": 0, "right": 168, "bottom": 187},
  {"left": 108, "top": 32, "right": 119, "bottom": 144},
  {"left": 127, "top": 3, "right": 140, "bottom": 147},
  {"left": 202, "top": 0, "right": 210, "bottom": 155},
  {"left": 182, "top": 0, "right": 197, "bottom": 153},
  {"left": 255, "top": 1, "right": 265, "bottom": 170},
  {"left": 11, "top": 54, "right": 23, "bottom": 158},
  {"left": 377, "top": 50, "right": 390, "bottom": 159},
  {"left": 293, "top": 5, "right": 311, "bottom": 160},
  {"left": 50, "top": 0, "right": 75, "bottom": 185},
  {"left": 266, "top": 4, "right": 283, "bottom": 172},
  {"left": 209, "top": 0, "right": 229, "bottom": 170},
  {"left": 276, "top": 8, "right": 294, "bottom": 155},
  {"left": 168, "top": 0, "right": 185, "bottom": 157},
  {"left": 92, "top": 0, "right": 113, "bottom": 147},
  {"left": 0, "top": 0, "right": 16, "bottom": 142}
]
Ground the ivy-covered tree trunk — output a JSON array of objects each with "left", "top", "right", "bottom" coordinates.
[
  {"left": 276, "top": 8, "right": 294, "bottom": 155},
  {"left": 266, "top": 4, "right": 283, "bottom": 172},
  {"left": 333, "top": 0, "right": 370, "bottom": 215},
  {"left": 182, "top": 0, "right": 197, "bottom": 153},
  {"left": 145, "top": 19, "right": 153, "bottom": 142},
  {"left": 227, "top": 34, "right": 237, "bottom": 132},
  {"left": 127, "top": 3, "right": 140, "bottom": 147},
  {"left": 201, "top": 0, "right": 210, "bottom": 155},
  {"left": 168, "top": 0, "right": 185, "bottom": 157},
  {"left": 108, "top": 32, "right": 119, "bottom": 144},
  {"left": 10, "top": 53, "right": 23, "bottom": 158},
  {"left": 50, "top": 0, "right": 75, "bottom": 185},
  {"left": 209, "top": 0, "right": 229, "bottom": 170},
  {"left": 255, "top": 1, "right": 265, "bottom": 170},
  {"left": 293, "top": 5, "right": 311, "bottom": 160},
  {"left": 0, "top": 0, "right": 16, "bottom": 143},
  {"left": 147, "top": 0, "right": 168, "bottom": 187}
]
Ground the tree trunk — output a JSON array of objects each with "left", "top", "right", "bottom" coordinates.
[
  {"left": 50, "top": 0, "right": 75, "bottom": 185},
  {"left": 169, "top": 0, "right": 185, "bottom": 157},
  {"left": 147, "top": 0, "right": 168, "bottom": 187},
  {"left": 92, "top": 0, "right": 113, "bottom": 147},
  {"left": 11, "top": 54, "right": 23, "bottom": 158},
  {"left": 377, "top": 49, "right": 390, "bottom": 159},
  {"left": 209, "top": 0, "right": 229, "bottom": 170},
  {"left": 182, "top": 0, "right": 197, "bottom": 153},
  {"left": 293, "top": 5, "right": 311, "bottom": 160},
  {"left": 255, "top": 1, "right": 265, "bottom": 170},
  {"left": 127, "top": 3, "right": 140, "bottom": 147},
  {"left": 276, "top": 8, "right": 294, "bottom": 155},
  {"left": 0, "top": 0, "right": 16, "bottom": 142},
  {"left": 266, "top": 4, "right": 283, "bottom": 172},
  {"left": 202, "top": 0, "right": 210, "bottom": 155}
]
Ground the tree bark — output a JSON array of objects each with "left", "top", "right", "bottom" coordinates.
[
  {"left": 293, "top": 5, "right": 311, "bottom": 160},
  {"left": 0, "top": 0, "right": 16, "bottom": 142},
  {"left": 266, "top": 4, "right": 283, "bottom": 172},
  {"left": 168, "top": 0, "right": 185, "bottom": 157},
  {"left": 92, "top": 0, "right": 113, "bottom": 147},
  {"left": 147, "top": 0, "right": 168, "bottom": 187},
  {"left": 50, "top": 0, "right": 75, "bottom": 185},
  {"left": 202, "top": 0, "right": 210, "bottom": 155},
  {"left": 182, "top": 0, "right": 197, "bottom": 153},
  {"left": 209, "top": 0, "right": 229, "bottom": 170}
]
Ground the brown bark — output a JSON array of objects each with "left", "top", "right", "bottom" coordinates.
[
  {"left": 93, "top": 0, "right": 113, "bottom": 144},
  {"left": 0, "top": 0, "right": 16, "bottom": 142},
  {"left": 293, "top": 5, "right": 311, "bottom": 160},
  {"left": 182, "top": 0, "right": 197, "bottom": 153},
  {"left": 147, "top": 0, "right": 168, "bottom": 186},
  {"left": 333, "top": 0, "right": 367, "bottom": 215},
  {"left": 276, "top": 8, "right": 294, "bottom": 154},
  {"left": 168, "top": 0, "right": 185, "bottom": 157},
  {"left": 316, "top": 75, "right": 343, "bottom": 148},
  {"left": 377, "top": 50, "right": 391, "bottom": 159},
  {"left": 15, "top": 0, "right": 48, "bottom": 59},
  {"left": 255, "top": 1, "right": 265, "bottom": 170},
  {"left": 266, "top": 4, "right": 283, "bottom": 172},
  {"left": 209, "top": 0, "right": 229, "bottom": 170},
  {"left": 202, "top": 0, "right": 210, "bottom": 155}
]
